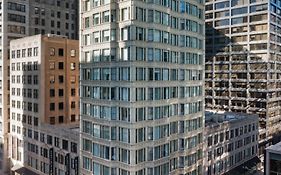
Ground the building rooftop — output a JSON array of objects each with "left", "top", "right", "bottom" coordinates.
[
  {"left": 205, "top": 110, "right": 258, "bottom": 128},
  {"left": 11, "top": 166, "right": 39, "bottom": 175},
  {"left": 266, "top": 141, "right": 281, "bottom": 153},
  {"left": 39, "top": 123, "right": 80, "bottom": 140}
]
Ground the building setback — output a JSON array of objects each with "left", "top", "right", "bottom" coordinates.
[
  {"left": 0, "top": 1, "right": 78, "bottom": 173},
  {"left": 204, "top": 111, "right": 259, "bottom": 175},
  {"left": 80, "top": 0, "right": 205, "bottom": 174},
  {"left": 265, "top": 141, "right": 281, "bottom": 175},
  {"left": 9, "top": 34, "right": 79, "bottom": 174},
  {"left": 205, "top": 0, "right": 281, "bottom": 153}
]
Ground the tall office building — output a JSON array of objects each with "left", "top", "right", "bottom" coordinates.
[
  {"left": 80, "top": 0, "right": 205, "bottom": 174},
  {"left": 205, "top": 0, "right": 281, "bottom": 153},
  {"left": 9, "top": 34, "right": 79, "bottom": 174},
  {"left": 0, "top": 1, "right": 78, "bottom": 173}
]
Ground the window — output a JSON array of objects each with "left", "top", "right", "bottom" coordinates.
[
  {"left": 93, "top": 32, "right": 100, "bottom": 43},
  {"left": 50, "top": 76, "right": 55, "bottom": 84},
  {"left": 136, "top": 47, "right": 145, "bottom": 61},
  {"left": 50, "top": 48, "right": 55, "bottom": 56},
  {"left": 93, "top": 13, "right": 100, "bottom": 25},
  {"left": 59, "top": 48, "right": 64, "bottom": 56},
  {"left": 62, "top": 140, "right": 68, "bottom": 150},
  {"left": 232, "top": 0, "right": 247, "bottom": 6},
  {"left": 8, "top": 13, "right": 26, "bottom": 23},
  {"left": 17, "top": 50, "right": 21, "bottom": 58},
  {"left": 70, "top": 49, "right": 76, "bottom": 57},
  {"left": 102, "top": 30, "right": 110, "bottom": 42},
  {"left": 84, "top": 17, "right": 90, "bottom": 28},
  {"left": 55, "top": 137, "right": 60, "bottom": 147},
  {"left": 59, "top": 89, "right": 64, "bottom": 96},
  {"left": 71, "top": 115, "right": 76, "bottom": 122},
  {"left": 215, "top": 19, "right": 229, "bottom": 26},
  {"left": 34, "top": 61, "right": 38, "bottom": 70},
  {"left": 111, "top": 29, "right": 116, "bottom": 41},
  {"left": 215, "top": 1, "right": 229, "bottom": 9},
  {"left": 40, "top": 133, "right": 45, "bottom": 142},
  {"left": 47, "top": 135, "right": 53, "bottom": 145},
  {"left": 22, "top": 49, "right": 26, "bottom": 57},
  {"left": 250, "top": 4, "right": 267, "bottom": 12},
  {"left": 93, "top": 0, "right": 100, "bottom": 6},
  {"left": 102, "top": 11, "right": 110, "bottom": 23},
  {"left": 84, "top": 34, "right": 91, "bottom": 45},
  {"left": 231, "top": 17, "right": 247, "bottom": 25},
  {"left": 232, "top": 7, "right": 248, "bottom": 16},
  {"left": 121, "top": 8, "right": 129, "bottom": 21},
  {"left": 50, "top": 89, "right": 55, "bottom": 97},
  {"left": 50, "top": 103, "right": 55, "bottom": 111},
  {"left": 59, "top": 75, "right": 64, "bottom": 83},
  {"left": 34, "top": 47, "right": 39, "bottom": 56},
  {"left": 154, "top": 11, "right": 161, "bottom": 23},
  {"left": 28, "top": 48, "right": 32, "bottom": 57},
  {"left": 70, "top": 63, "right": 76, "bottom": 70},
  {"left": 70, "top": 76, "right": 76, "bottom": 83},
  {"left": 59, "top": 116, "right": 64, "bottom": 123},
  {"left": 50, "top": 62, "right": 55, "bottom": 69},
  {"left": 121, "top": 27, "right": 128, "bottom": 41},
  {"left": 121, "top": 48, "right": 129, "bottom": 61},
  {"left": 50, "top": 117, "right": 55, "bottom": 124},
  {"left": 57, "top": 21, "right": 61, "bottom": 28},
  {"left": 250, "top": 14, "right": 267, "bottom": 22},
  {"left": 71, "top": 89, "right": 76, "bottom": 96},
  {"left": 58, "top": 62, "right": 64, "bottom": 69},
  {"left": 59, "top": 102, "right": 64, "bottom": 110},
  {"left": 33, "top": 75, "right": 38, "bottom": 84},
  {"left": 71, "top": 102, "right": 75, "bottom": 108},
  {"left": 102, "top": 49, "right": 110, "bottom": 61},
  {"left": 93, "top": 50, "right": 100, "bottom": 62}
]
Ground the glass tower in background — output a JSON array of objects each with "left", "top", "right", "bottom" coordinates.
[{"left": 205, "top": 0, "right": 281, "bottom": 154}]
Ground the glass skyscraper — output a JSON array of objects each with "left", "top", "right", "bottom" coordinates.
[
  {"left": 205, "top": 0, "right": 281, "bottom": 154},
  {"left": 80, "top": 0, "right": 205, "bottom": 174}
]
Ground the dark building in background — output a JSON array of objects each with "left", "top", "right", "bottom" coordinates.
[{"left": 205, "top": 0, "right": 281, "bottom": 155}]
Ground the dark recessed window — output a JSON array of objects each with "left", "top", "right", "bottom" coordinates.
[
  {"left": 71, "top": 101, "right": 75, "bottom": 108},
  {"left": 58, "top": 48, "right": 64, "bottom": 56},
  {"left": 50, "top": 117, "right": 55, "bottom": 124},
  {"left": 59, "top": 89, "right": 64, "bottom": 96},
  {"left": 71, "top": 89, "right": 75, "bottom": 96},
  {"left": 50, "top": 89, "right": 55, "bottom": 97},
  {"left": 34, "top": 117, "right": 38, "bottom": 126},
  {"left": 47, "top": 135, "right": 53, "bottom": 145},
  {"left": 59, "top": 75, "right": 64, "bottom": 83},
  {"left": 71, "top": 115, "right": 76, "bottom": 122},
  {"left": 58, "top": 62, "right": 64, "bottom": 69},
  {"left": 58, "top": 102, "right": 64, "bottom": 110},
  {"left": 50, "top": 103, "right": 55, "bottom": 111},
  {"left": 59, "top": 116, "right": 64, "bottom": 123},
  {"left": 62, "top": 140, "right": 68, "bottom": 150}
]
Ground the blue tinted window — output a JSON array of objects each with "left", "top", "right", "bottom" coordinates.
[
  {"left": 250, "top": 4, "right": 267, "bottom": 12},
  {"left": 231, "top": 17, "right": 247, "bottom": 25},
  {"left": 215, "top": 1, "right": 229, "bottom": 9},
  {"left": 232, "top": 7, "right": 248, "bottom": 15},
  {"left": 180, "top": 0, "right": 185, "bottom": 13}
]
